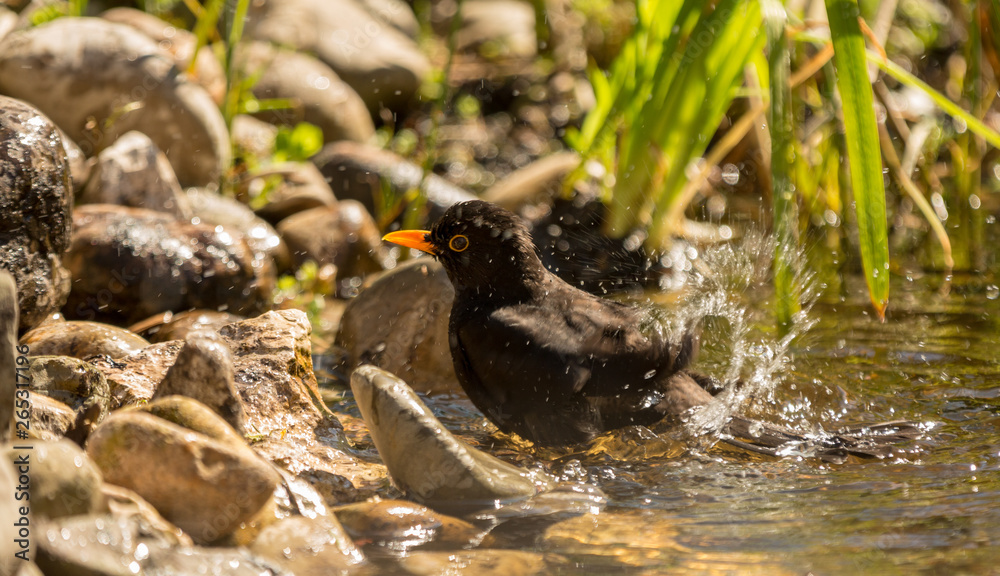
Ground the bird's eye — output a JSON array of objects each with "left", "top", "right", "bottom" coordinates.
[{"left": 449, "top": 234, "right": 469, "bottom": 252}]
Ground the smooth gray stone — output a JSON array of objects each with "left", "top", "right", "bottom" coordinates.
[{"left": 350, "top": 365, "right": 553, "bottom": 512}]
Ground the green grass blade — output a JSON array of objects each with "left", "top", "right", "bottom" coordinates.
[
  {"left": 825, "top": 0, "right": 889, "bottom": 319},
  {"left": 762, "top": 0, "right": 799, "bottom": 330}
]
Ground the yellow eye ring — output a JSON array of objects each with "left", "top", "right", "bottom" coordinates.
[{"left": 449, "top": 234, "right": 469, "bottom": 252}]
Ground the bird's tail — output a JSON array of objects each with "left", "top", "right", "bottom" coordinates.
[{"left": 720, "top": 417, "right": 930, "bottom": 463}]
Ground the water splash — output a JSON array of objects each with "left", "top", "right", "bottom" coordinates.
[{"left": 654, "top": 232, "right": 820, "bottom": 443}]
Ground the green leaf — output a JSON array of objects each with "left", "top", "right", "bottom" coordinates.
[{"left": 825, "top": 0, "right": 889, "bottom": 319}]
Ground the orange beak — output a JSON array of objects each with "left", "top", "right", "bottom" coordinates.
[{"left": 382, "top": 230, "right": 437, "bottom": 255}]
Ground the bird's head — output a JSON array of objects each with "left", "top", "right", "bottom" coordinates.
[{"left": 382, "top": 200, "right": 545, "bottom": 297}]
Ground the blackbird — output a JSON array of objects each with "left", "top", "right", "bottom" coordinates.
[{"left": 384, "top": 200, "right": 924, "bottom": 458}]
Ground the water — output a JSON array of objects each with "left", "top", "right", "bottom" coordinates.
[{"left": 336, "top": 242, "right": 1000, "bottom": 574}]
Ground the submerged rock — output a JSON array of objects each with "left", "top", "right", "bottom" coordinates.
[
  {"left": 334, "top": 498, "right": 491, "bottom": 552},
  {"left": 64, "top": 205, "right": 274, "bottom": 325},
  {"left": 153, "top": 331, "right": 248, "bottom": 434},
  {"left": 313, "top": 141, "right": 476, "bottom": 223},
  {"left": 397, "top": 550, "right": 553, "bottom": 576},
  {"left": 239, "top": 42, "right": 375, "bottom": 143},
  {"left": 0, "top": 18, "right": 230, "bottom": 186},
  {"left": 20, "top": 321, "right": 150, "bottom": 360},
  {"left": 28, "top": 356, "right": 111, "bottom": 442},
  {"left": 79, "top": 131, "right": 192, "bottom": 219},
  {"left": 336, "top": 258, "right": 459, "bottom": 394},
  {"left": 244, "top": 0, "right": 430, "bottom": 112},
  {"left": 0, "top": 96, "right": 72, "bottom": 331},
  {"left": 86, "top": 398, "right": 282, "bottom": 544},
  {"left": 350, "top": 365, "right": 551, "bottom": 512},
  {"left": 3, "top": 440, "right": 103, "bottom": 519},
  {"left": 250, "top": 516, "right": 365, "bottom": 576}
]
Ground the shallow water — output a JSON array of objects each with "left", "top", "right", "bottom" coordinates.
[{"left": 336, "top": 267, "right": 1000, "bottom": 574}]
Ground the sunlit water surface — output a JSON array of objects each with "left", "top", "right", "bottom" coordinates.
[{"left": 335, "top": 240, "right": 1000, "bottom": 575}]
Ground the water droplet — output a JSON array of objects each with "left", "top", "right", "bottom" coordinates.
[
  {"left": 644, "top": 370, "right": 656, "bottom": 379},
  {"left": 986, "top": 285, "right": 999, "bottom": 300},
  {"left": 748, "top": 421, "right": 763, "bottom": 437}
]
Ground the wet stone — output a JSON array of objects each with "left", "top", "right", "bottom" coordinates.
[
  {"left": 312, "top": 141, "right": 476, "bottom": 223},
  {"left": 185, "top": 187, "right": 290, "bottom": 271},
  {"left": 250, "top": 515, "right": 366, "bottom": 576},
  {"left": 277, "top": 200, "right": 389, "bottom": 294},
  {"left": 249, "top": 162, "right": 339, "bottom": 225},
  {"left": 26, "top": 394, "right": 76, "bottom": 441},
  {"left": 100, "top": 483, "right": 192, "bottom": 548},
  {"left": 86, "top": 398, "right": 282, "bottom": 544},
  {"left": 144, "top": 546, "right": 287, "bottom": 576},
  {"left": 0, "top": 18, "right": 230, "bottom": 186},
  {"left": 0, "top": 96, "right": 72, "bottom": 331},
  {"left": 89, "top": 340, "right": 184, "bottom": 409},
  {"left": 153, "top": 331, "right": 248, "bottom": 434},
  {"left": 20, "top": 321, "right": 150, "bottom": 361},
  {"left": 64, "top": 205, "right": 275, "bottom": 326},
  {"left": 130, "top": 309, "right": 244, "bottom": 344},
  {"left": 349, "top": 365, "right": 551, "bottom": 513},
  {"left": 79, "top": 131, "right": 192, "bottom": 219},
  {"left": 336, "top": 258, "right": 459, "bottom": 394},
  {"left": 3, "top": 440, "right": 103, "bottom": 519},
  {"left": 27, "top": 356, "right": 111, "bottom": 442},
  {"left": 396, "top": 550, "right": 553, "bottom": 576},
  {"left": 334, "top": 498, "right": 491, "bottom": 553},
  {"left": 35, "top": 514, "right": 170, "bottom": 576},
  {"left": 238, "top": 42, "right": 375, "bottom": 143},
  {"left": 244, "top": 0, "right": 430, "bottom": 112}
]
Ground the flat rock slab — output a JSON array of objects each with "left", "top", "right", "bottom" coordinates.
[{"left": 350, "top": 365, "right": 552, "bottom": 512}]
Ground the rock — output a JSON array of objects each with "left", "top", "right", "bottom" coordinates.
[
  {"left": 455, "top": 0, "right": 537, "bottom": 58},
  {"left": 244, "top": 0, "right": 430, "bottom": 112},
  {"left": 541, "top": 511, "right": 686, "bottom": 569},
  {"left": 232, "top": 114, "right": 278, "bottom": 160},
  {"left": 218, "top": 310, "right": 386, "bottom": 499},
  {"left": 144, "top": 547, "right": 287, "bottom": 575},
  {"left": 481, "top": 151, "right": 580, "bottom": 210},
  {"left": 277, "top": 200, "right": 389, "bottom": 292},
  {"left": 28, "top": 356, "right": 111, "bottom": 442},
  {"left": 0, "top": 7, "right": 16, "bottom": 44},
  {"left": 336, "top": 258, "right": 459, "bottom": 394},
  {"left": 239, "top": 42, "right": 375, "bottom": 143},
  {"left": 250, "top": 516, "right": 365, "bottom": 576},
  {"left": 313, "top": 141, "right": 476, "bottom": 223},
  {"left": 130, "top": 309, "right": 244, "bottom": 344},
  {"left": 350, "top": 365, "right": 551, "bottom": 512},
  {"left": 58, "top": 127, "right": 92, "bottom": 195},
  {"left": 0, "top": 271, "right": 16, "bottom": 442},
  {"left": 0, "top": 455, "right": 32, "bottom": 571},
  {"left": 297, "top": 469, "right": 359, "bottom": 507},
  {"left": 100, "top": 7, "right": 226, "bottom": 104},
  {"left": 153, "top": 331, "right": 247, "bottom": 434},
  {"left": 35, "top": 513, "right": 175, "bottom": 576},
  {"left": 397, "top": 550, "right": 551, "bottom": 576},
  {"left": 89, "top": 341, "right": 183, "bottom": 408},
  {"left": 185, "top": 187, "right": 291, "bottom": 270},
  {"left": 0, "top": 96, "right": 72, "bottom": 331},
  {"left": 28, "top": 394, "right": 76, "bottom": 440},
  {"left": 250, "top": 162, "right": 339, "bottom": 224},
  {"left": 86, "top": 400, "right": 282, "bottom": 544},
  {"left": 79, "top": 131, "right": 192, "bottom": 219},
  {"left": 64, "top": 205, "right": 275, "bottom": 325},
  {"left": 359, "top": 0, "right": 419, "bottom": 38},
  {"left": 334, "top": 498, "right": 491, "bottom": 552},
  {"left": 20, "top": 321, "right": 149, "bottom": 361},
  {"left": 3, "top": 440, "right": 103, "bottom": 519},
  {"left": 100, "top": 483, "right": 191, "bottom": 547},
  {"left": 0, "top": 18, "right": 230, "bottom": 186}
]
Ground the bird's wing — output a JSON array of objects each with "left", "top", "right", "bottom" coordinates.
[{"left": 456, "top": 297, "right": 694, "bottom": 403}]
